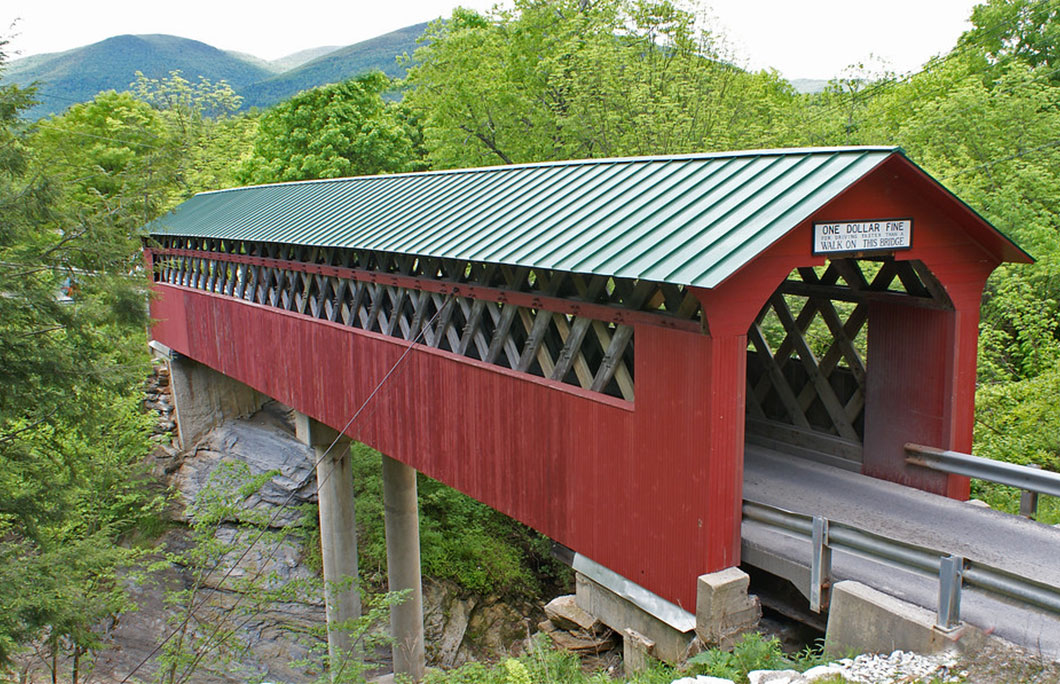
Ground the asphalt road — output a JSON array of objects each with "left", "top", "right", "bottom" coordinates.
[{"left": 742, "top": 445, "right": 1060, "bottom": 658}]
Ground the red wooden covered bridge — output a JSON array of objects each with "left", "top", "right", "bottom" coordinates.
[{"left": 145, "top": 146, "right": 1030, "bottom": 667}]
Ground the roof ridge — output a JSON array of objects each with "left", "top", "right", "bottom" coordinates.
[{"left": 197, "top": 146, "right": 902, "bottom": 197}]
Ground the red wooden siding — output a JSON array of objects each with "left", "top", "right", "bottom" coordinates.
[{"left": 152, "top": 285, "right": 749, "bottom": 611}]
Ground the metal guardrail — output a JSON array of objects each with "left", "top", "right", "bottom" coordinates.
[
  {"left": 743, "top": 499, "right": 1060, "bottom": 631},
  {"left": 905, "top": 442, "right": 1060, "bottom": 518}
]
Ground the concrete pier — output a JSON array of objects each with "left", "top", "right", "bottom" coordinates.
[
  {"left": 150, "top": 341, "right": 264, "bottom": 448},
  {"left": 295, "top": 413, "right": 360, "bottom": 676},
  {"left": 382, "top": 454, "right": 425, "bottom": 681}
]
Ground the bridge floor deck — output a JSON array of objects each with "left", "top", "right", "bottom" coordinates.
[{"left": 742, "top": 445, "right": 1060, "bottom": 659}]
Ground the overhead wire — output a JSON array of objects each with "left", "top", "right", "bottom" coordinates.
[
  {"left": 111, "top": 292, "right": 454, "bottom": 684},
  {"left": 795, "top": 8, "right": 1033, "bottom": 132}
]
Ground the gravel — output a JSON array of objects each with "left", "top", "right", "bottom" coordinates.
[{"left": 829, "top": 650, "right": 963, "bottom": 683}]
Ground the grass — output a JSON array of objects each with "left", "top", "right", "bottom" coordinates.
[{"left": 419, "top": 632, "right": 832, "bottom": 684}]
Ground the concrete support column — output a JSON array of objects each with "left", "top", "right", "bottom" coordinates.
[
  {"left": 382, "top": 454, "right": 425, "bottom": 681},
  {"left": 294, "top": 413, "right": 360, "bottom": 675},
  {"left": 150, "top": 342, "right": 265, "bottom": 448}
]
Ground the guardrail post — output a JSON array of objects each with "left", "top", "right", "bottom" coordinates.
[
  {"left": 937, "top": 554, "right": 963, "bottom": 631},
  {"left": 810, "top": 516, "right": 832, "bottom": 613},
  {"left": 1020, "top": 465, "right": 1042, "bottom": 519}
]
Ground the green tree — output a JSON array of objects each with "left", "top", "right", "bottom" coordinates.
[
  {"left": 403, "top": 0, "right": 800, "bottom": 169},
  {"left": 130, "top": 70, "right": 256, "bottom": 195},
  {"left": 959, "top": 0, "right": 1060, "bottom": 79},
  {"left": 239, "top": 72, "right": 416, "bottom": 184},
  {"left": 33, "top": 91, "right": 178, "bottom": 232},
  {"left": 0, "top": 41, "right": 162, "bottom": 675}
]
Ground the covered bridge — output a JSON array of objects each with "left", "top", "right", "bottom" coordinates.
[{"left": 145, "top": 146, "right": 1029, "bottom": 642}]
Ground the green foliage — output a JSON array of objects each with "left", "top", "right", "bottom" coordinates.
[
  {"left": 502, "top": 658, "right": 532, "bottom": 684},
  {"left": 422, "top": 634, "right": 677, "bottom": 683},
  {"left": 0, "top": 390, "right": 163, "bottom": 672},
  {"left": 687, "top": 632, "right": 792, "bottom": 682},
  {"left": 348, "top": 443, "right": 570, "bottom": 598},
  {"left": 960, "top": 0, "right": 1060, "bottom": 79},
  {"left": 129, "top": 70, "right": 257, "bottom": 196},
  {"left": 34, "top": 91, "right": 177, "bottom": 227},
  {"left": 0, "top": 39, "right": 163, "bottom": 671},
  {"left": 404, "top": 0, "right": 800, "bottom": 168},
  {"left": 974, "top": 367, "right": 1060, "bottom": 472},
  {"left": 239, "top": 72, "right": 417, "bottom": 184}
]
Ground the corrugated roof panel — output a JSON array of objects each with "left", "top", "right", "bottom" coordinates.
[
  {"left": 148, "top": 146, "right": 1001, "bottom": 288},
  {"left": 489, "top": 162, "right": 670, "bottom": 264},
  {"left": 610, "top": 155, "right": 800, "bottom": 279},
  {"left": 544, "top": 159, "right": 739, "bottom": 271}
]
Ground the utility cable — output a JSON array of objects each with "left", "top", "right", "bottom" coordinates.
[
  {"left": 795, "top": 8, "right": 1042, "bottom": 135},
  {"left": 113, "top": 292, "right": 453, "bottom": 684}
]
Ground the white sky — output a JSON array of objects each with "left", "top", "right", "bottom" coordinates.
[{"left": 3, "top": 0, "right": 980, "bottom": 81}]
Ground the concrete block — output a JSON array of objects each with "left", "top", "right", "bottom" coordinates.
[
  {"left": 622, "top": 628, "right": 654, "bottom": 674},
  {"left": 824, "top": 580, "right": 963, "bottom": 657},
  {"left": 695, "top": 567, "right": 761, "bottom": 649},
  {"left": 575, "top": 573, "right": 695, "bottom": 663},
  {"left": 165, "top": 355, "right": 265, "bottom": 448}
]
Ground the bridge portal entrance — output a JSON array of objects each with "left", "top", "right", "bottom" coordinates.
[{"left": 745, "top": 257, "right": 952, "bottom": 474}]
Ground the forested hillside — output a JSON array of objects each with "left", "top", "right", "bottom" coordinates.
[
  {"left": 3, "top": 34, "right": 274, "bottom": 119},
  {"left": 1, "top": 0, "right": 1058, "bottom": 679},
  {"left": 2, "top": 24, "right": 424, "bottom": 119},
  {"left": 239, "top": 23, "right": 429, "bottom": 109}
]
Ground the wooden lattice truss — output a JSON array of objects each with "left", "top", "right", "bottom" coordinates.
[
  {"left": 150, "top": 237, "right": 705, "bottom": 402},
  {"left": 747, "top": 258, "right": 953, "bottom": 446}
]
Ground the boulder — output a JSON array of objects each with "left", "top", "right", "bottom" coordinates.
[
  {"left": 544, "top": 594, "right": 603, "bottom": 634},
  {"left": 747, "top": 670, "right": 806, "bottom": 684},
  {"left": 174, "top": 416, "right": 317, "bottom": 526}
]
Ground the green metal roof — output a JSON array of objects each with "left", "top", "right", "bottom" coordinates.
[{"left": 147, "top": 146, "right": 1001, "bottom": 288}]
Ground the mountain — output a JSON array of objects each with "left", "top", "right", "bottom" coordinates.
[
  {"left": 3, "top": 25, "right": 427, "bottom": 119},
  {"left": 5, "top": 34, "right": 276, "bottom": 119},
  {"left": 224, "top": 50, "right": 282, "bottom": 74},
  {"left": 239, "top": 24, "right": 427, "bottom": 108},
  {"left": 268, "top": 46, "right": 343, "bottom": 73}
]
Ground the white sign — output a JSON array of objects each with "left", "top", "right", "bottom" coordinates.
[{"left": 813, "top": 219, "right": 912, "bottom": 255}]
